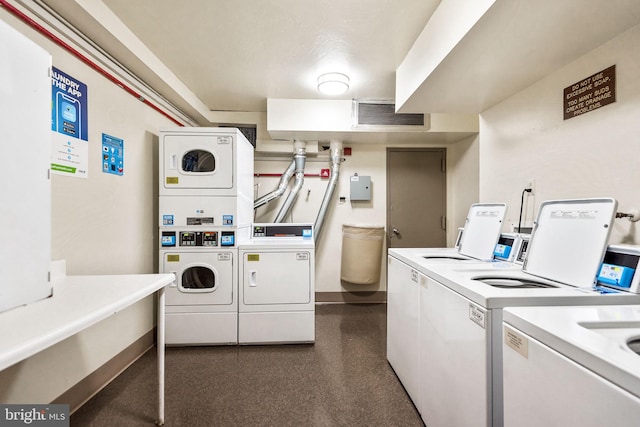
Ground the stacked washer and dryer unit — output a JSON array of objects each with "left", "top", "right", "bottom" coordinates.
[
  {"left": 158, "top": 127, "right": 254, "bottom": 345},
  {"left": 158, "top": 127, "right": 315, "bottom": 346}
]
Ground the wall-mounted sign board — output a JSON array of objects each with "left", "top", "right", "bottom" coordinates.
[
  {"left": 563, "top": 65, "right": 616, "bottom": 120},
  {"left": 102, "top": 133, "right": 124, "bottom": 176}
]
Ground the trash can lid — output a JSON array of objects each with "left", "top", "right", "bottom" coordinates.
[{"left": 342, "top": 224, "right": 385, "bottom": 230}]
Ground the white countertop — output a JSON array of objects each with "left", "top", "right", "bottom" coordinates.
[
  {"left": 504, "top": 305, "right": 640, "bottom": 398},
  {"left": 0, "top": 273, "right": 175, "bottom": 371}
]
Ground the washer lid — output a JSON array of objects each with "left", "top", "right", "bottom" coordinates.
[
  {"left": 458, "top": 203, "right": 507, "bottom": 261},
  {"left": 523, "top": 198, "right": 618, "bottom": 288}
]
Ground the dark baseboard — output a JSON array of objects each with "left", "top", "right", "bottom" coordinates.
[
  {"left": 52, "top": 329, "right": 155, "bottom": 414},
  {"left": 316, "top": 291, "right": 386, "bottom": 303}
]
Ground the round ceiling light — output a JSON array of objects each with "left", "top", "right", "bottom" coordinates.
[{"left": 317, "top": 72, "right": 350, "bottom": 95}]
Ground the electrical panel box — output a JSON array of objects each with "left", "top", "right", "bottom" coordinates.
[{"left": 350, "top": 175, "right": 371, "bottom": 201}]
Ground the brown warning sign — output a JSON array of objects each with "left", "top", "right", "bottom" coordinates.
[{"left": 563, "top": 65, "right": 616, "bottom": 120}]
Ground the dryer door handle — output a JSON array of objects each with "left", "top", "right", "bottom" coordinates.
[
  {"left": 170, "top": 154, "right": 178, "bottom": 170},
  {"left": 169, "top": 271, "right": 178, "bottom": 287},
  {"left": 249, "top": 270, "right": 257, "bottom": 287}
]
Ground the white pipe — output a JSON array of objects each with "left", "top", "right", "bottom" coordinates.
[
  {"left": 254, "top": 158, "right": 296, "bottom": 209},
  {"left": 274, "top": 141, "right": 307, "bottom": 222},
  {"left": 314, "top": 140, "right": 343, "bottom": 242}
]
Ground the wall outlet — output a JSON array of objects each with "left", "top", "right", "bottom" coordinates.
[{"left": 525, "top": 178, "right": 535, "bottom": 195}]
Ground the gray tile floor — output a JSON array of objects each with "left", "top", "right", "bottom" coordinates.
[{"left": 71, "top": 303, "right": 422, "bottom": 426}]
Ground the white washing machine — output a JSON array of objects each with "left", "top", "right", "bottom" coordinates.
[
  {"left": 503, "top": 304, "right": 640, "bottom": 427},
  {"left": 238, "top": 223, "right": 315, "bottom": 344},
  {"left": 160, "top": 228, "right": 239, "bottom": 345},
  {"left": 385, "top": 202, "right": 514, "bottom": 413},
  {"left": 390, "top": 198, "right": 640, "bottom": 427},
  {"left": 386, "top": 232, "right": 525, "bottom": 413},
  {"left": 158, "top": 127, "right": 254, "bottom": 228}
]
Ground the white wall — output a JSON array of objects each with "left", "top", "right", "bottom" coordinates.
[
  {"left": 0, "top": 9, "right": 175, "bottom": 404},
  {"left": 447, "top": 134, "right": 480, "bottom": 241},
  {"left": 255, "top": 139, "right": 479, "bottom": 294},
  {"left": 480, "top": 23, "right": 640, "bottom": 244}
]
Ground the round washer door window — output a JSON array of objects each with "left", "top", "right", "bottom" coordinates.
[
  {"left": 182, "top": 149, "right": 215, "bottom": 173},
  {"left": 180, "top": 266, "right": 216, "bottom": 292}
]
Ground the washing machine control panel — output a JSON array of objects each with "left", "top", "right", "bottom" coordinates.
[
  {"left": 161, "top": 230, "right": 229, "bottom": 247},
  {"left": 596, "top": 245, "right": 640, "bottom": 293},
  {"left": 181, "top": 231, "right": 218, "bottom": 247}
]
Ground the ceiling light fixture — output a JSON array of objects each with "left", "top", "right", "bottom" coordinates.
[{"left": 317, "top": 72, "right": 350, "bottom": 95}]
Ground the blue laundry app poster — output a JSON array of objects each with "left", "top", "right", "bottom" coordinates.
[
  {"left": 102, "top": 133, "right": 124, "bottom": 176},
  {"left": 51, "top": 67, "right": 87, "bottom": 140},
  {"left": 51, "top": 67, "right": 89, "bottom": 178}
]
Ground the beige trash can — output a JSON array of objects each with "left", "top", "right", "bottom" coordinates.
[{"left": 340, "top": 224, "right": 385, "bottom": 284}]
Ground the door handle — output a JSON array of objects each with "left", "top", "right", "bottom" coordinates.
[
  {"left": 250, "top": 270, "right": 257, "bottom": 287},
  {"left": 390, "top": 227, "right": 400, "bottom": 239}
]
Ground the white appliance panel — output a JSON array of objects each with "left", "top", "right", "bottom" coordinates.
[
  {"left": 242, "top": 251, "right": 311, "bottom": 305},
  {"left": 165, "top": 311, "right": 237, "bottom": 345},
  {"left": 524, "top": 198, "right": 616, "bottom": 287},
  {"left": 239, "top": 311, "right": 315, "bottom": 344},
  {"left": 420, "top": 276, "right": 491, "bottom": 427},
  {"left": 386, "top": 255, "right": 421, "bottom": 411},
  {"left": 159, "top": 195, "right": 253, "bottom": 229},
  {"left": 503, "top": 323, "right": 640, "bottom": 427},
  {"left": 0, "top": 20, "right": 52, "bottom": 313},
  {"left": 458, "top": 203, "right": 507, "bottom": 261}
]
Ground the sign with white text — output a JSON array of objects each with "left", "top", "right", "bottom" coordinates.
[
  {"left": 51, "top": 67, "right": 88, "bottom": 178},
  {"left": 563, "top": 65, "right": 616, "bottom": 120}
]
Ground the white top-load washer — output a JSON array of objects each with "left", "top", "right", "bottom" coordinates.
[
  {"left": 391, "top": 198, "right": 640, "bottom": 427},
  {"left": 387, "top": 203, "right": 519, "bottom": 413},
  {"left": 416, "top": 203, "right": 508, "bottom": 263},
  {"left": 503, "top": 303, "right": 640, "bottom": 427},
  {"left": 238, "top": 223, "right": 315, "bottom": 344}
]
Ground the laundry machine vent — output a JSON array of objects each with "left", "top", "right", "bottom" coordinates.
[
  {"left": 353, "top": 100, "right": 425, "bottom": 128},
  {"left": 220, "top": 124, "right": 257, "bottom": 148}
]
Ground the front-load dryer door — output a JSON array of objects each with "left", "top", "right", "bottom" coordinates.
[
  {"left": 163, "top": 251, "right": 234, "bottom": 306},
  {"left": 162, "top": 133, "right": 234, "bottom": 190},
  {"left": 242, "top": 251, "right": 312, "bottom": 306}
]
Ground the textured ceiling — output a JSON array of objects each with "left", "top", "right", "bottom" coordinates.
[{"left": 72, "top": 0, "right": 442, "bottom": 113}]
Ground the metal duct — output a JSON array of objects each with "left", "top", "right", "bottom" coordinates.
[
  {"left": 314, "top": 140, "right": 343, "bottom": 242},
  {"left": 254, "top": 158, "right": 296, "bottom": 209},
  {"left": 274, "top": 141, "right": 307, "bottom": 222}
]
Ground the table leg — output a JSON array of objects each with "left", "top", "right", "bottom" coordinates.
[{"left": 156, "top": 286, "right": 166, "bottom": 426}]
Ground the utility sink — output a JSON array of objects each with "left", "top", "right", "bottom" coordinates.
[{"left": 472, "top": 276, "right": 559, "bottom": 289}]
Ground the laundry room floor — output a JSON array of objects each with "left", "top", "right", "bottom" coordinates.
[{"left": 70, "top": 303, "right": 422, "bottom": 426}]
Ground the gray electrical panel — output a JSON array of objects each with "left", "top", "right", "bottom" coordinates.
[{"left": 350, "top": 175, "right": 371, "bottom": 201}]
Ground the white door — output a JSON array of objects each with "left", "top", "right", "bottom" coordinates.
[
  {"left": 161, "top": 132, "right": 234, "bottom": 190},
  {"left": 162, "top": 251, "right": 234, "bottom": 306},
  {"left": 241, "top": 251, "right": 312, "bottom": 306}
]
